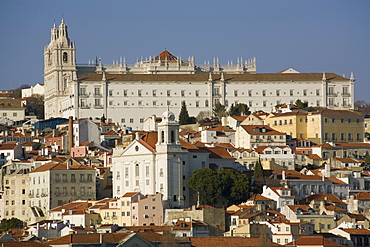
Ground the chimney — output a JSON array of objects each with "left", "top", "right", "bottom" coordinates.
[
  {"left": 282, "top": 171, "right": 286, "bottom": 180},
  {"left": 68, "top": 116, "right": 74, "bottom": 153}
]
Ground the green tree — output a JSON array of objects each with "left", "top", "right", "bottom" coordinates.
[
  {"left": 188, "top": 168, "right": 222, "bottom": 206},
  {"left": 179, "top": 101, "right": 190, "bottom": 125},
  {"left": 365, "top": 154, "right": 370, "bottom": 164},
  {"left": 25, "top": 94, "right": 44, "bottom": 119},
  {"left": 0, "top": 218, "right": 25, "bottom": 233},
  {"left": 188, "top": 168, "right": 250, "bottom": 207},
  {"left": 294, "top": 99, "right": 308, "bottom": 109},
  {"left": 253, "top": 160, "right": 265, "bottom": 193},
  {"left": 218, "top": 169, "right": 250, "bottom": 205},
  {"left": 228, "top": 103, "right": 250, "bottom": 116},
  {"left": 213, "top": 102, "right": 227, "bottom": 121}
]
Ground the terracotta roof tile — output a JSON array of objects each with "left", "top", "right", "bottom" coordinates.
[
  {"left": 240, "top": 125, "right": 285, "bottom": 135},
  {"left": 186, "top": 236, "right": 279, "bottom": 246},
  {"left": 285, "top": 236, "right": 343, "bottom": 246},
  {"left": 79, "top": 72, "right": 348, "bottom": 83}
]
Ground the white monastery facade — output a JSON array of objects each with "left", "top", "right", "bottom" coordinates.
[{"left": 44, "top": 20, "right": 355, "bottom": 129}]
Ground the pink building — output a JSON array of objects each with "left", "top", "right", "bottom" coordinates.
[{"left": 131, "top": 193, "right": 163, "bottom": 226}]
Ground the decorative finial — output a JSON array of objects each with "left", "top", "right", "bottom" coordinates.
[{"left": 350, "top": 71, "right": 355, "bottom": 81}]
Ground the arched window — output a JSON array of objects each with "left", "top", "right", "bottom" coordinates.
[
  {"left": 161, "top": 131, "right": 165, "bottom": 143},
  {"left": 63, "top": 52, "right": 68, "bottom": 62},
  {"left": 205, "top": 100, "right": 209, "bottom": 107},
  {"left": 171, "top": 130, "right": 175, "bottom": 143},
  {"left": 135, "top": 164, "right": 139, "bottom": 177}
]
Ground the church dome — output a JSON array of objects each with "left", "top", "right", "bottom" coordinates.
[{"left": 162, "top": 110, "right": 176, "bottom": 122}]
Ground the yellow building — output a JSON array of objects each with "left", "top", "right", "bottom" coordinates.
[
  {"left": 265, "top": 109, "right": 364, "bottom": 144},
  {"left": 265, "top": 111, "right": 308, "bottom": 139},
  {"left": 307, "top": 109, "right": 364, "bottom": 144}
]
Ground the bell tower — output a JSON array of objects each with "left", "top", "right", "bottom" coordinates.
[
  {"left": 44, "top": 19, "right": 77, "bottom": 119},
  {"left": 156, "top": 110, "right": 182, "bottom": 153}
]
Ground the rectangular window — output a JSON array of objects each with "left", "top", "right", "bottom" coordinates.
[
  {"left": 80, "top": 87, "right": 86, "bottom": 95},
  {"left": 152, "top": 90, "right": 156, "bottom": 96},
  {"left": 276, "top": 90, "right": 280, "bottom": 96},
  {"left": 130, "top": 118, "right": 134, "bottom": 123},
  {"left": 234, "top": 90, "right": 238, "bottom": 96},
  {"left": 248, "top": 90, "right": 252, "bottom": 96},
  {"left": 138, "top": 90, "right": 142, "bottom": 96},
  {"left": 95, "top": 99, "right": 100, "bottom": 107},
  {"left": 316, "top": 89, "right": 320, "bottom": 96},
  {"left": 167, "top": 90, "right": 171, "bottom": 96},
  {"left": 121, "top": 118, "right": 125, "bottom": 123},
  {"left": 153, "top": 101, "right": 156, "bottom": 106},
  {"left": 303, "top": 89, "right": 307, "bottom": 96},
  {"left": 94, "top": 87, "right": 100, "bottom": 96},
  {"left": 181, "top": 90, "right": 185, "bottom": 97},
  {"left": 109, "top": 90, "right": 113, "bottom": 96},
  {"left": 262, "top": 90, "right": 266, "bottom": 96},
  {"left": 123, "top": 90, "right": 127, "bottom": 96},
  {"left": 195, "top": 90, "right": 199, "bottom": 97},
  {"left": 140, "top": 118, "right": 144, "bottom": 123}
]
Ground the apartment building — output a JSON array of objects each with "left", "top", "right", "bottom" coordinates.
[{"left": 28, "top": 162, "right": 96, "bottom": 223}]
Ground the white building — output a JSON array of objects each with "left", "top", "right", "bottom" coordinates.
[
  {"left": 0, "top": 143, "right": 24, "bottom": 166},
  {"left": 21, "top": 83, "right": 45, "bottom": 98},
  {"left": 261, "top": 186, "right": 295, "bottom": 211},
  {"left": 111, "top": 110, "right": 235, "bottom": 208},
  {"left": 44, "top": 20, "right": 355, "bottom": 130}
]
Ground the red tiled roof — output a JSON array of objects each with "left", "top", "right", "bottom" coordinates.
[
  {"left": 0, "top": 143, "right": 17, "bottom": 150},
  {"left": 299, "top": 194, "right": 346, "bottom": 205},
  {"left": 306, "top": 154, "right": 322, "bottom": 160},
  {"left": 247, "top": 194, "right": 274, "bottom": 201},
  {"left": 346, "top": 213, "right": 367, "bottom": 221},
  {"left": 186, "top": 237, "right": 279, "bottom": 246},
  {"left": 326, "top": 177, "right": 348, "bottom": 185},
  {"left": 354, "top": 192, "right": 370, "bottom": 200},
  {"left": 122, "top": 192, "right": 140, "bottom": 198},
  {"left": 325, "top": 205, "right": 347, "bottom": 212},
  {"left": 339, "top": 228, "right": 370, "bottom": 235},
  {"left": 334, "top": 157, "right": 360, "bottom": 163},
  {"left": 240, "top": 125, "right": 285, "bottom": 135},
  {"left": 30, "top": 162, "right": 94, "bottom": 173},
  {"left": 285, "top": 236, "right": 343, "bottom": 246}
]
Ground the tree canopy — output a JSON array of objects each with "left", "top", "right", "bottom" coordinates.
[
  {"left": 252, "top": 160, "right": 265, "bottom": 193},
  {"left": 294, "top": 99, "right": 308, "bottom": 109},
  {"left": 213, "top": 102, "right": 227, "bottom": 121},
  {"left": 229, "top": 103, "right": 250, "bottom": 116},
  {"left": 188, "top": 168, "right": 250, "bottom": 206},
  {"left": 0, "top": 218, "right": 25, "bottom": 233},
  {"left": 25, "top": 94, "right": 44, "bottom": 119},
  {"left": 179, "top": 101, "right": 190, "bottom": 125}
]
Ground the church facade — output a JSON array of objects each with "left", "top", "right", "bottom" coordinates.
[{"left": 44, "top": 20, "right": 355, "bottom": 129}]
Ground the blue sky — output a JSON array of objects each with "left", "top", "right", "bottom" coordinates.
[{"left": 1, "top": 0, "right": 369, "bottom": 101}]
